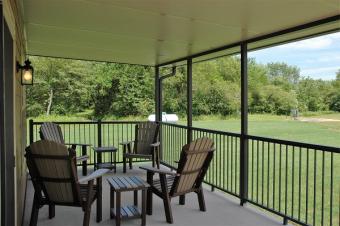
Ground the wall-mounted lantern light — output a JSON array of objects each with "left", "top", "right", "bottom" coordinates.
[{"left": 16, "top": 59, "right": 34, "bottom": 85}]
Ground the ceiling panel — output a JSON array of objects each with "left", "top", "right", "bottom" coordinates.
[{"left": 23, "top": 0, "right": 340, "bottom": 66}]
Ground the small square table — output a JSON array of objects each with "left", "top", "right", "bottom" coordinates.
[
  {"left": 93, "top": 146, "right": 117, "bottom": 172},
  {"left": 107, "top": 176, "right": 149, "bottom": 226}
]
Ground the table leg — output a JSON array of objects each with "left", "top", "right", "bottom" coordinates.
[
  {"left": 134, "top": 190, "right": 138, "bottom": 206},
  {"left": 116, "top": 191, "right": 121, "bottom": 226},
  {"left": 97, "top": 152, "right": 102, "bottom": 170},
  {"left": 110, "top": 188, "right": 115, "bottom": 219},
  {"left": 82, "top": 145, "right": 87, "bottom": 176},
  {"left": 94, "top": 151, "right": 97, "bottom": 170},
  {"left": 141, "top": 189, "right": 146, "bottom": 226},
  {"left": 114, "top": 151, "right": 117, "bottom": 173}
]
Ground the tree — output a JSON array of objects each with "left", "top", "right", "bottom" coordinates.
[
  {"left": 26, "top": 56, "right": 339, "bottom": 119},
  {"left": 27, "top": 57, "right": 95, "bottom": 116},
  {"left": 91, "top": 63, "right": 154, "bottom": 118},
  {"left": 249, "top": 85, "right": 297, "bottom": 115},
  {"left": 267, "top": 62, "right": 300, "bottom": 90},
  {"left": 297, "top": 78, "right": 331, "bottom": 112},
  {"left": 327, "top": 69, "right": 340, "bottom": 112}
]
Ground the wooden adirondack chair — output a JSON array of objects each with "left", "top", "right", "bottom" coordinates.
[
  {"left": 140, "top": 137, "right": 214, "bottom": 224},
  {"left": 120, "top": 122, "right": 160, "bottom": 173},
  {"left": 40, "top": 122, "right": 89, "bottom": 174},
  {"left": 25, "top": 140, "right": 109, "bottom": 226}
]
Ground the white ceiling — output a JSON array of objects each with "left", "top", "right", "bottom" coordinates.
[{"left": 23, "top": 0, "right": 340, "bottom": 66}]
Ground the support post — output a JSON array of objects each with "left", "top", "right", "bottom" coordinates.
[
  {"left": 240, "top": 42, "right": 248, "bottom": 206},
  {"left": 97, "top": 119, "right": 102, "bottom": 147},
  {"left": 187, "top": 58, "right": 193, "bottom": 144},
  {"left": 155, "top": 66, "right": 163, "bottom": 160},
  {"left": 155, "top": 66, "right": 161, "bottom": 122}
]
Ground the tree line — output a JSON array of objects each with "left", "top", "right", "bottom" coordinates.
[{"left": 27, "top": 56, "right": 340, "bottom": 119}]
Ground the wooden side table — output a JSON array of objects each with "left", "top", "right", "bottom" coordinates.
[
  {"left": 93, "top": 146, "right": 117, "bottom": 172},
  {"left": 107, "top": 176, "right": 149, "bottom": 226}
]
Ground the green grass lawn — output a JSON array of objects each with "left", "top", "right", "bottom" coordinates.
[
  {"left": 192, "top": 114, "right": 340, "bottom": 147},
  {"left": 30, "top": 113, "right": 340, "bottom": 226},
  {"left": 166, "top": 113, "right": 339, "bottom": 226}
]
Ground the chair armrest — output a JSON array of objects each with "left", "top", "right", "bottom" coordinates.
[
  {"left": 139, "top": 166, "right": 178, "bottom": 176},
  {"left": 120, "top": 141, "right": 134, "bottom": 145},
  {"left": 76, "top": 155, "right": 89, "bottom": 162},
  {"left": 65, "top": 143, "right": 92, "bottom": 147},
  {"left": 78, "top": 169, "right": 110, "bottom": 184},
  {"left": 150, "top": 142, "right": 160, "bottom": 147}
]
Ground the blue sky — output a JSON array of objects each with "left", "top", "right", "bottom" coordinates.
[{"left": 248, "top": 32, "right": 340, "bottom": 80}]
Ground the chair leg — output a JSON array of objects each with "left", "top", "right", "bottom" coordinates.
[
  {"left": 152, "top": 153, "right": 155, "bottom": 168},
  {"left": 156, "top": 158, "right": 160, "bottom": 169},
  {"left": 160, "top": 174, "right": 173, "bottom": 223},
  {"left": 162, "top": 194, "right": 173, "bottom": 223},
  {"left": 48, "top": 204, "right": 55, "bottom": 219},
  {"left": 96, "top": 178, "right": 102, "bottom": 222},
  {"left": 129, "top": 158, "right": 133, "bottom": 169},
  {"left": 83, "top": 206, "right": 92, "bottom": 226},
  {"left": 123, "top": 156, "right": 127, "bottom": 173},
  {"left": 30, "top": 193, "right": 40, "bottom": 226},
  {"left": 156, "top": 148, "right": 160, "bottom": 169},
  {"left": 146, "top": 187, "right": 153, "bottom": 215},
  {"left": 83, "top": 180, "right": 94, "bottom": 226},
  {"left": 146, "top": 172, "right": 153, "bottom": 215},
  {"left": 179, "top": 195, "right": 185, "bottom": 205},
  {"left": 197, "top": 187, "right": 206, "bottom": 211}
]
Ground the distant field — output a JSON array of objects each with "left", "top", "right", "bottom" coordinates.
[{"left": 191, "top": 114, "right": 340, "bottom": 147}]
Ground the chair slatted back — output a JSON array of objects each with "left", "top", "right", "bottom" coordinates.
[
  {"left": 40, "top": 122, "right": 65, "bottom": 144},
  {"left": 26, "top": 140, "right": 79, "bottom": 204},
  {"left": 134, "top": 122, "right": 159, "bottom": 155},
  {"left": 170, "top": 137, "right": 214, "bottom": 196}
]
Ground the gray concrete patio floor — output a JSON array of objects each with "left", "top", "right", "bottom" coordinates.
[{"left": 23, "top": 164, "right": 286, "bottom": 226}]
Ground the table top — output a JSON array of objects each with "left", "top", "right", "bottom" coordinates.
[
  {"left": 107, "top": 176, "right": 149, "bottom": 191},
  {"left": 97, "top": 163, "right": 116, "bottom": 170},
  {"left": 93, "top": 146, "right": 118, "bottom": 153}
]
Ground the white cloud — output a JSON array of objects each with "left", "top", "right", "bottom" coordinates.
[
  {"left": 279, "top": 36, "right": 332, "bottom": 50},
  {"left": 304, "top": 54, "right": 340, "bottom": 63},
  {"left": 301, "top": 66, "right": 339, "bottom": 77},
  {"left": 278, "top": 32, "right": 340, "bottom": 50},
  {"left": 328, "top": 32, "right": 340, "bottom": 39}
]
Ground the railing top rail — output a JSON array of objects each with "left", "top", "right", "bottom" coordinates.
[
  {"left": 159, "top": 121, "right": 340, "bottom": 153},
  {"left": 31, "top": 120, "right": 144, "bottom": 125},
  {"left": 31, "top": 121, "right": 97, "bottom": 125},
  {"left": 246, "top": 134, "right": 340, "bottom": 153},
  {"left": 101, "top": 121, "right": 143, "bottom": 124},
  {"left": 159, "top": 121, "right": 241, "bottom": 137}
]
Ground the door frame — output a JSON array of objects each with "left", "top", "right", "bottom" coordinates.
[
  {"left": 0, "top": 3, "right": 5, "bottom": 225},
  {"left": 0, "top": 2, "right": 16, "bottom": 225}
]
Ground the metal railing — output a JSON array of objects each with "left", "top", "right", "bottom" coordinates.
[
  {"left": 160, "top": 122, "right": 339, "bottom": 226},
  {"left": 161, "top": 122, "right": 241, "bottom": 197},
  {"left": 28, "top": 120, "right": 339, "bottom": 226},
  {"left": 29, "top": 120, "right": 143, "bottom": 165}
]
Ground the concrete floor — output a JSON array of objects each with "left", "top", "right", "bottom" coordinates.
[{"left": 23, "top": 164, "right": 286, "bottom": 226}]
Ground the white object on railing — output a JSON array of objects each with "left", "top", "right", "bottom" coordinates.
[{"left": 148, "top": 112, "right": 179, "bottom": 122}]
